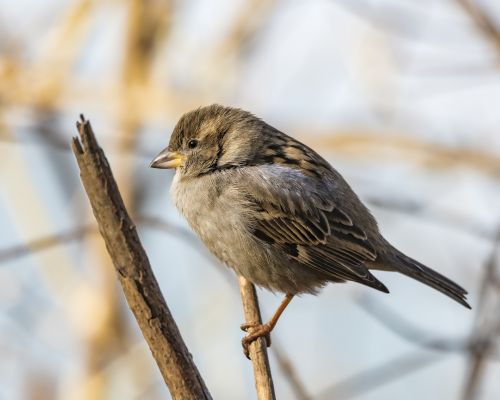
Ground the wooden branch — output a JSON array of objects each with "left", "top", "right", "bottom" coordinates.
[
  {"left": 238, "top": 276, "right": 276, "bottom": 400},
  {"left": 71, "top": 116, "right": 212, "bottom": 400}
]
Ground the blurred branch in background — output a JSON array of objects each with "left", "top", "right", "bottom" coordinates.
[
  {"left": 202, "top": 0, "right": 279, "bottom": 91},
  {"left": 118, "top": 0, "right": 172, "bottom": 177},
  {"left": 365, "top": 195, "right": 497, "bottom": 242},
  {"left": 271, "top": 341, "right": 311, "bottom": 400},
  {"left": 357, "top": 295, "right": 500, "bottom": 359},
  {"left": 316, "top": 351, "right": 443, "bottom": 400},
  {"left": 358, "top": 298, "right": 476, "bottom": 355},
  {"left": 462, "top": 227, "right": 500, "bottom": 400},
  {"left": 0, "top": 225, "right": 95, "bottom": 263},
  {"left": 309, "top": 134, "right": 500, "bottom": 178},
  {"left": 457, "top": 0, "right": 500, "bottom": 58}
]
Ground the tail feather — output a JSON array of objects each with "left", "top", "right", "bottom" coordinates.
[{"left": 394, "top": 251, "right": 470, "bottom": 309}]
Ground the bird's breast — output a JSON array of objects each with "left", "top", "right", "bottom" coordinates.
[{"left": 170, "top": 172, "right": 249, "bottom": 265}]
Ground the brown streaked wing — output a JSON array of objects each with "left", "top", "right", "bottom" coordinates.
[{"left": 248, "top": 195, "right": 388, "bottom": 292}]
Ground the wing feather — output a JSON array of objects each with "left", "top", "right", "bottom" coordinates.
[{"left": 242, "top": 168, "right": 388, "bottom": 293}]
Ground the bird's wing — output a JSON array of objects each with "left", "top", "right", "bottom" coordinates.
[{"left": 241, "top": 167, "right": 388, "bottom": 292}]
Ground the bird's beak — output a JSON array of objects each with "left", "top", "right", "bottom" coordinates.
[{"left": 149, "top": 148, "right": 186, "bottom": 169}]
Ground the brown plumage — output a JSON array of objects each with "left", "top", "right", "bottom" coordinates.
[{"left": 151, "top": 104, "right": 470, "bottom": 355}]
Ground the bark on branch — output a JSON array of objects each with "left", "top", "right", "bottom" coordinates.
[{"left": 71, "top": 116, "right": 212, "bottom": 400}]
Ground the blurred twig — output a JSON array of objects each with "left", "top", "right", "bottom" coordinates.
[
  {"left": 32, "top": 0, "right": 94, "bottom": 108},
  {"left": 0, "top": 225, "right": 95, "bottom": 263},
  {"left": 462, "top": 227, "right": 500, "bottom": 400},
  {"left": 332, "top": 0, "right": 423, "bottom": 40},
  {"left": 357, "top": 297, "right": 499, "bottom": 359},
  {"left": 200, "top": 0, "right": 279, "bottom": 91},
  {"left": 119, "top": 0, "right": 172, "bottom": 155},
  {"left": 71, "top": 116, "right": 212, "bottom": 400},
  {"left": 215, "top": 0, "right": 278, "bottom": 59},
  {"left": 358, "top": 298, "right": 471, "bottom": 354},
  {"left": 305, "top": 133, "right": 500, "bottom": 177},
  {"left": 315, "top": 350, "right": 443, "bottom": 400},
  {"left": 271, "top": 342, "right": 311, "bottom": 400},
  {"left": 457, "top": 0, "right": 500, "bottom": 58},
  {"left": 366, "top": 195, "right": 496, "bottom": 241}
]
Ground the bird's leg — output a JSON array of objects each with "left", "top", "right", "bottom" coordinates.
[{"left": 241, "top": 294, "right": 294, "bottom": 357}]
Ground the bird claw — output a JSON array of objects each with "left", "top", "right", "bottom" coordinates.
[{"left": 240, "top": 322, "right": 272, "bottom": 359}]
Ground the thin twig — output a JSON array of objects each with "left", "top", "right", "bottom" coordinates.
[
  {"left": 357, "top": 296, "right": 499, "bottom": 360},
  {"left": 462, "top": 227, "right": 500, "bottom": 400},
  {"left": 357, "top": 297, "right": 468, "bottom": 353},
  {"left": 315, "top": 351, "right": 443, "bottom": 400},
  {"left": 271, "top": 342, "right": 311, "bottom": 400},
  {"left": 456, "top": 0, "right": 500, "bottom": 57},
  {"left": 238, "top": 276, "right": 276, "bottom": 400},
  {"left": 0, "top": 225, "right": 95, "bottom": 263},
  {"left": 366, "top": 195, "right": 495, "bottom": 241},
  {"left": 71, "top": 116, "right": 212, "bottom": 400}
]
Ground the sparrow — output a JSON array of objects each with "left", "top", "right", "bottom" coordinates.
[{"left": 150, "top": 104, "right": 470, "bottom": 356}]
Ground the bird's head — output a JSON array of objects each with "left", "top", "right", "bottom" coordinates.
[{"left": 150, "top": 104, "right": 267, "bottom": 177}]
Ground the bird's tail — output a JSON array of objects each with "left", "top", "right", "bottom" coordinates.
[{"left": 392, "top": 249, "right": 470, "bottom": 309}]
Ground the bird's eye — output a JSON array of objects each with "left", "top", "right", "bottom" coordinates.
[{"left": 187, "top": 139, "right": 198, "bottom": 149}]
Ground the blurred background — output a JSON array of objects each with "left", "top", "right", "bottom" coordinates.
[{"left": 1, "top": 0, "right": 500, "bottom": 399}]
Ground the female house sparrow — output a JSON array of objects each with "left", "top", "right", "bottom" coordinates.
[{"left": 150, "top": 104, "right": 470, "bottom": 353}]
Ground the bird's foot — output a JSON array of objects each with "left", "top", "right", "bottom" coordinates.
[{"left": 240, "top": 322, "right": 272, "bottom": 359}]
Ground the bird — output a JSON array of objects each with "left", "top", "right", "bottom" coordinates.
[{"left": 150, "top": 104, "right": 470, "bottom": 356}]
